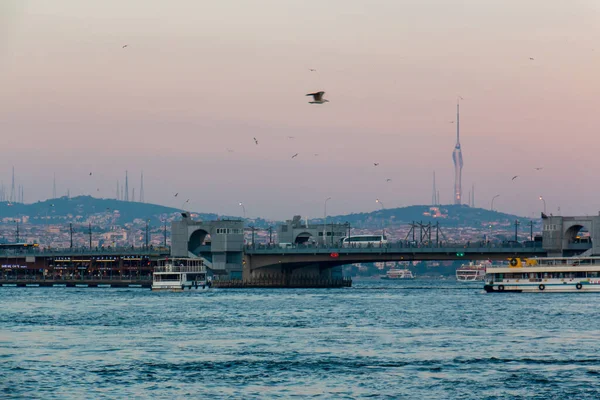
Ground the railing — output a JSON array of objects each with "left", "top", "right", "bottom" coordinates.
[
  {"left": 244, "top": 241, "right": 546, "bottom": 254},
  {"left": 0, "top": 275, "right": 152, "bottom": 281},
  {"left": 154, "top": 265, "right": 206, "bottom": 273},
  {"left": 0, "top": 246, "right": 171, "bottom": 257}
]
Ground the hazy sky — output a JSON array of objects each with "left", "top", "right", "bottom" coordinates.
[{"left": 1, "top": 0, "right": 600, "bottom": 220}]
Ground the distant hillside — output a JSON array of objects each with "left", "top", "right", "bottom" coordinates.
[
  {"left": 0, "top": 198, "right": 538, "bottom": 230},
  {"left": 0, "top": 196, "right": 215, "bottom": 225},
  {"left": 325, "top": 204, "right": 537, "bottom": 229}
]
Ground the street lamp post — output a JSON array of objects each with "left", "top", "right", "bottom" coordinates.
[
  {"left": 69, "top": 223, "right": 73, "bottom": 249},
  {"left": 539, "top": 196, "right": 547, "bottom": 214},
  {"left": 163, "top": 220, "right": 167, "bottom": 247},
  {"left": 491, "top": 194, "right": 500, "bottom": 211},
  {"left": 145, "top": 220, "right": 149, "bottom": 250},
  {"left": 239, "top": 202, "right": 246, "bottom": 219},
  {"left": 376, "top": 199, "right": 385, "bottom": 238},
  {"left": 323, "top": 197, "right": 331, "bottom": 245}
]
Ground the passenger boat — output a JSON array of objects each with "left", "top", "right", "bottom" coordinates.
[
  {"left": 456, "top": 262, "right": 489, "bottom": 282},
  {"left": 151, "top": 258, "right": 211, "bottom": 291},
  {"left": 381, "top": 268, "right": 415, "bottom": 279},
  {"left": 484, "top": 257, "right": 600, "bottom": 293}
]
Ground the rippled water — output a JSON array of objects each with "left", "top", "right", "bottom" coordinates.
[{"left": 2, "top": 280, "right": 600, "bottom": 399}]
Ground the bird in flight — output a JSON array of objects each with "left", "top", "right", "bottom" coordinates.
[
  {"left": 314, "top": 153, "right": 319, "bottom": 156},
  {"left": 253, "top": 137, "right": 258, "bottom": 145},
  {"left": 512, "top": 175, "right": 519, "bottom": 181},
  {"left": 287, "top": 136, "right": 295, "bottom": 139},
  {"left": 174, "top": 193, "right": 179, "bottom": 197},
  {"left": 309, "top": 68, "right": 317, "bottom": 72},
  {"left": 529, "top": 57, "right": 534, "bottom": 60},
  {"left": 122, "top": 45, "right": 128, "bottom": 48},
  {"left": 374, "top": 163, "right": 379, "bottom": 167},
  {"left": 534, "top": 167, "right": 543, "bottom": 171},
  {"left": 449, "top": 121, "right": 455, "bottom": 124},
  {"left": 291, "top": 153, "right": 299, "bottom": 159},
  {"left": 227, "top": 148, "right": 234, "bottom": 153},
  {"left": 386, "top": 179, "right": 392, "bottom": 182},
  {"left": 306, "top": 91, "right": 329, "bottom": 104},
  {"left": 89, "top": 172, "right": 92, "bottom": 176}
]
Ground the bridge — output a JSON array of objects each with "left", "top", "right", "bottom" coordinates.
[{"left": 0, "top": 213, "right": 596, "bottom": 288}]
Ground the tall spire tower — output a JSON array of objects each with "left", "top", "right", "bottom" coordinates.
[
  {"left": 452, "top": 100, "right": 464, "bottom": 205},
  {"left": 139, "top": 172, "right": 145, "bottom": 203},
  {"left": 124, "top": 171, "right": 129, "bottom": 202},
  {"left": 10, "top": 166, "right": 15, "bottom": 203}
]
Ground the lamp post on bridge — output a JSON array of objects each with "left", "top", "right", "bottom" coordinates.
[
  {"left": 490, "top": 194, "right": 500, "bottom": 211},
  {"left": 376, "top": 199, "right": 385, "bottom": 238},
  {"left": 323, "top": 197, "right": 331, "bottom": 245},
  {"left": 238, "top": 202, "right": 246, "bottom": 219},
  {"left": 539, "top": 196, "right": 546, "bottom": 214}
]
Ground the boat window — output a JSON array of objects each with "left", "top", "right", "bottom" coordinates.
[{"left": 155, "top": 274, "right": 180, "bottom": 281}]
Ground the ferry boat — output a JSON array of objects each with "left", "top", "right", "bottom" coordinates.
[
  {"left": 484, "top": 257, "right": 600, "bottom": 293},
  {"left": 152, "top": 258, "right": 211, "bottom": 291},
  {"left": 381, "top": 268, "right": 415, "bottom": 279},
  {"left": 456, "top": 262, "right": 489, "bottom": 282}
]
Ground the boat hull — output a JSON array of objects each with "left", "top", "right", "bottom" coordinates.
[{"left": 484, "top": 281, "right": 600, "bottom": 293}]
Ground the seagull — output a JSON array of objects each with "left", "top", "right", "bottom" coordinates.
[
  {"left": 89, "top": 172, "right": 92, "bottom": 176},
  {"left": 449, "top": 121, "right": 455, "bottom": 124},
  {"left": 253, "top": 137, "right": 258, "bottom": 145},
  {"left": 122, "top": 45, "right": 128, "bottom": 48},
  {"left": 534, "top": 167, "right": 543, "bottom": 171},
  {"left": 386, "top": 179, "right": 392, "bottom": 182},
  {"left": 512, "top": 175, "right": 519, "bottom": 181},
  {"left": 287, "top": 136, "right": 295, "bottom": 139},
  {"left": 374, "top": 163, "right": 379, "bottom": 167},
  {"left": 529, "top": 57, "right": 534, "bottom": 60},
  {"left": 174, "top": 193, "right": 179, "bottom": 197},
  {"left": 227, "top": 148, "right": 234, "bottom": 153},
  {"left": 306, "top": 91, "right": 329, "bottom": 104},
  {"left": 314, "top": 153, "right": 319, "bottom": 156},
  {"left": 309, "top": 68, "right": 317, "bottom": 72},
  {"left": 291, "top": 153, "right": 299, "bottom": 159}
]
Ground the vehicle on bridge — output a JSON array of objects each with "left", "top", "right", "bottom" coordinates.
[
  {"left": 341, "top": 235, "right": 388, "bottom": 248},
  {"left": 485, "top": 256, "right": 600, "bottom": 293},
  {"left": 152, "top": 258, "right": 211, "bottom": 292}
]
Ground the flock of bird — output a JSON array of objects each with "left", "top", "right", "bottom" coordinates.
[{"left": 105, "top": 45, "right": 544, "bottom": 206}]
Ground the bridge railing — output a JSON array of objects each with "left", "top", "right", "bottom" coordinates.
[
  {"left": 244, "top": 241, "right": 544, "bottom": 253},
  {"left": 0, "top": 246, "right": 171, "bottom": 257}
]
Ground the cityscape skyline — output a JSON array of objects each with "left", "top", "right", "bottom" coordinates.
[{"left": 1, "top": 1, "right": 599, "bottom": 219}]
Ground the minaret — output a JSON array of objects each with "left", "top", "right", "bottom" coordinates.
[
  {"left": 472, "top": 184, "right": 475, "bottom": 207},
  {"left": 139, "top": 172, "right": 145, "bottom": 203},
  {"left": 432, "top": 171, "right": 437, "bottom": 205},
  {"left": 124, "top": 171, "right": 129, "bottom": 202},
  {"left": 116, "top": 180, "right": 120, "bottom": 201},
  {"left": 452, "top": 100, "right": 464, "bottom": 205}
]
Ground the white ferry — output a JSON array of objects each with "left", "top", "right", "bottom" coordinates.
[
  {"left": 152, "top": 258, "right": 212, "bottom": 291},
  {"left": 456, "top": 262, "right": 489, "bottom": 282},
  {"left": 381, "top": 268, "right": 415, "bottom": 279},
  {"left": 484, "top": 257, "right": 600, "bottom": 293}
]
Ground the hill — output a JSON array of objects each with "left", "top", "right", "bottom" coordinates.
[{"left": 325, "top": 204, "right": 535, "bottom": 229}]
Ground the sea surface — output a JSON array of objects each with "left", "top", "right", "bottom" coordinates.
[{"left": 1, "top": 279, "right": 600, "bottom": 399}]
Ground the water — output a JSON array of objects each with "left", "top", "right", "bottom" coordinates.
[{"left": 1, "top": 280, "right": 600, "bottom": 399}]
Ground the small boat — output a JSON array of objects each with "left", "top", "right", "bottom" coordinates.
[
  {"left": 485, "top": 256, "right": 600, "bottom": 293},
  {"left": 381, "top": 268, "right": 415, "bottom": 279},
  {"left": 152, "top": 258, "right": 212, "bottom": 291},
  {"left": 456, "top": 262, "right": 489, "bottom": 282}
]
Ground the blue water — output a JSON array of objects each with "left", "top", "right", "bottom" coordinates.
[{"left": 1, "top": 280, "right": 600, "bottom": 399}]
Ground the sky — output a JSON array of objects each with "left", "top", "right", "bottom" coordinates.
[{"left": 1, "top": 0, "right": 600, "bottom": 220}]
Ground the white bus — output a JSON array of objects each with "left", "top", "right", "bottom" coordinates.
[{"left": 341, "top": 235, "right": 388, "bottom": 248}]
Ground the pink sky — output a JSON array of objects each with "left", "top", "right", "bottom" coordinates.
[{"left": 1, "top": 0, "right": 599, "bottom": 219}]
